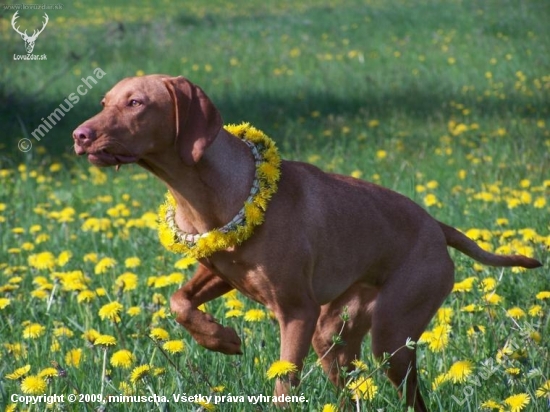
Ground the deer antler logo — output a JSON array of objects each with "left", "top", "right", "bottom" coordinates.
[{"left": 11, "top": 11, "right": 49, "bottom": 54}]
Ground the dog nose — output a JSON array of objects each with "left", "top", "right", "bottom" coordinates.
[{"left": 72, "top": 125, "right": 96, "bottom": 146}]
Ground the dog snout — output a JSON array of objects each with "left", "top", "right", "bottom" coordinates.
[{"left": 72, "top": 125, "right": 96, "bottom": 149}]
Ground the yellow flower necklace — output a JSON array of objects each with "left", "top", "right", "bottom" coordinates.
[{"left": 158, "top": 123, "right": 281, "bottom": 259}]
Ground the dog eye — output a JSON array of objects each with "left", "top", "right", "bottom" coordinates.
[{"left": 128, "top": 99, "right": 142, "bottom": 107}]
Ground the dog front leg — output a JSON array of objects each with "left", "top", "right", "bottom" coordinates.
[
  {"left": 170, "top": 264, "right": 242, "bottom": 354},
  {"left": 273, "top": 304, "right": 320, "bottom": 403}
]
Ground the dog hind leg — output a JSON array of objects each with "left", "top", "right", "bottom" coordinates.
[{"left": 312, "top": 283, "right": 378, "bottom": 386}]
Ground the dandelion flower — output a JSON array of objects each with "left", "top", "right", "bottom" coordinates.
[
  {"left": 174, "top": 256, "right": 196, "bottom": 269},
  {"left": 481, "top": 400, "right": 501, "bottom": 409},
  {"left": 453, "top": 276, "right": 476, "bottom": 292},
  {"left": 225, "top": 299, "right": 244, "bottom": 309},
  {"left": 461, "top": 304, "right": 482, "bottom": 313},
  {"left": 0, "top": 298, "right": 10, "bottom": 309},
  {"left": 427, "top": 324, "right": 451, "bottom": 352},
  {"left": 506, "top": 307, "right": 526, "bottom": 319},
  {"left": 322, "top": 404, "right": 338, "bottom": 412},
  {"left": 94, "top": 257, "right": 117, "bottom": 275},
  {"left": 348, "top": 377, "right": 378, "bottom": 401},
  {"left": 119, "top": 381, "right": 133, "bottom": 395},
  {"left": 536, "top": 291, "right": 550, "bottom": 300},
  {"left": 94, "top": 334, "right": 117, "bottom": 347},
  {"left": 447, "top": 360, "right": 473, "bottom": 383},
  {"left": 82, "top": 328, "right": 101, "bottom": 344},
  {"left": 467, "top": 325, "right": 486, "bottom": 336},
  {"left": 423, "top": 193, "right": 439, "bottom": 207},
  {"left": 77, "top": 290, "right": 96, "bottom": 303},
  {"left": 225, "top": 309, "right": 243, "bottom": 318},
  {"left": 98, "top": 301, "right": 123, "bottom": 323},
  {"left": 65, "top": 348, "right": 83, "bottom": 367},
  {"left": 351, "top": 359, "right": 369, "bottom": 371},
  {"left": 162, "top": 340, "right": 185, "bottom": 354},
  {"left": 503, "top": 393, "right": 530, "bottom": 412},
  {"left": 57, "top": 250, "right": 72, "bottom": 266},
  {"left": 83, "top": 253, "right": 98, "bottom": 263},
  {"left": 111, "top": 350, "right": 135, "bottom": 369},
  {"left": 505, "top": 367, "right": 521, "bottom": 376},
  {"left": 28, "top": 252, "right": 56, "bottom": 270},
  {"left": 115, "top": 272, "right": 138, "bottom": 292},
  {"left": 23, "top": 323, "right": 46, "bottom": 339},
  {"left": 124, "top": 256, "right": 141, "bottom": 268},
  {"left": 127, "top": 306, "right": 142, "bottom": 316},
  {"left": 195, "top": 400, "right": 215, "bottom": 410},
  {"left": 38, "top": 367, "right": 58, "bottom": 379},
  {"left": 266, "top": 360, "right": 298, "bottom": 379},
  {"left": 152, "top": 307, "right": 168, "bottom": 323},
  {"left": 436, "top": 307, "right": 453, "bottom": 324},
  {"left": 480, "top": 277, "right": 497, "bottom": 292},
  {"left": 528, "top": 305, "right": 543, "bottom": 317},
  {"left": 54, "top": 326, "right": 74, "bottom": 338},
  {"left": 130, "top": 364, "right": 151, "bottom": 384},
  {"left": 536, "top": 380, "right": 550, "bottom": 398},
  {"left": 483, "top": 292, "right": 503, "bottom": 305},
  {"left": 432, "top": 373, "right": 448, "bottom": 390},
  {"left": 21, "top": 375, "right": 47, "bottom": 394},
  {"left": 244, "top": 309, "right": 266, "bottom": 322},
  {"left": 150, "top": 327, "right": 170, "bottom": 341},
  {"left": 6, "top": 365, "right": 31, "bottom": 380}
]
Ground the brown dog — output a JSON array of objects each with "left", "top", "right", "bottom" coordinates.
[{"left": 72, "top": 75, "right": 541, "bottom": 411}]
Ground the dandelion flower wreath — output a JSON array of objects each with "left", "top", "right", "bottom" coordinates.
[{"left": 158, "top": 123, "right": 281, "bottom": 259}]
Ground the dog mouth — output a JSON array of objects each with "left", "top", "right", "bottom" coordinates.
[{"left": 85, "top": 148, "right": 139, "bottom": 167}]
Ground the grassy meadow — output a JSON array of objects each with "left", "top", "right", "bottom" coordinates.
[{"left": 1, "top": 0, "right": 549, "bottom": 410}]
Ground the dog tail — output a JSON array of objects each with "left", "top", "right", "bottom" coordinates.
[{"left": 438, "top": 221, "right": 542, "bottom": 268}]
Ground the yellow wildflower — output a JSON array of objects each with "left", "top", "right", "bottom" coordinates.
[
  {"left": 162, "top": 340, "right": 185, "bottom": 354},
  {"left": 453, "top": 276, "right": 476, "bottom": 292},
  {"left": 266, "top": 360, "right": 298, "bottom": 379},
  {"left": 98, "top": 301, "right": 123, "bottom": 323},
  {"left": 38, "top": 367, "right": 58, "bottom": 379},
  {"left": 536, "top": 380, "right": 550, "bottom": 398},
  {"left": 348, "top": 377, "right": 378, "bottom": 401},
  {"left": 111, "top": 350, "right": 135, "bottom": 368},
  {"left": 94, "top": 334, "right": 117, "bottom": 347},
  {"left": 0, "top": 298, "right": 11, "bottom": 309},
  {"left": 28, "top": 252, "right": 56, "bottom": 270},
  {"left": 503, "top": 393, "right": 530, "bottom": 412},
  {"left": 124, "top": 256, "right": 141, "bottom": 268},
  {"left": 65, "top": 348, "right": 83, "bottom": 367},
  {"left": 94, "top": 257, "right": 117, "bottom": 274},
  {"left": 6, "top": 365, "right": 31, "bottom": 380},
  {"left": 20, "top": 375, "right": 47, "bottom": 394},
  {"left": 506, "top": 307, "right": 526, "bottom": 319},
  {"left": 22, "top": 323, "right": 46, "bottom": 339},
  {"left": 150, "top": 327, "right": 170, "bottom": 341},
  {"left": 447, "top": 360, "right": 473, "bottom": 383},
  {"left": 483, "top": 292, "right": 503, "bottom": 305},
  {"left": 115, "top": 272, "right": 139, "bottom": 292},
  {"left": 244, "top": 309, "right": 266, "bottom": 322},
  {"left": 130, "top": 364, "right": 151, "bottom": 384}
]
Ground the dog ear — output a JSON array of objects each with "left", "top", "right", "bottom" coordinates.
[{"left": 162, "top": 76, "right": 222, "bottom": 166}]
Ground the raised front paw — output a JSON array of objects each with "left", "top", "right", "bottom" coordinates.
[{"left": 192, "top": 321, "right": 243, "bottom": 355}]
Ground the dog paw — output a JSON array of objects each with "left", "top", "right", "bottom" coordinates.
[{"left": 194, "top": 324, "right": 242, "bottom": 354}]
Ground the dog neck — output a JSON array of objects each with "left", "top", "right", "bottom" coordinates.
[{"left": 139, "top": 129, "right": 255, "bottom": 235}]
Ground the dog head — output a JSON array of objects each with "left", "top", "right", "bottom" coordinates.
[{"left": 72, "top": 74, "right": 222, "bottom": 168}]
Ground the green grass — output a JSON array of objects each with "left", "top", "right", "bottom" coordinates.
[{"left": 0, "top": 0, "right": 549, "bottom": 410}]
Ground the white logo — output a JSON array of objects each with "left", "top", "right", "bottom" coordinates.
[{"left": 11, "top": 11, "right": 49, "bottom": 54}]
